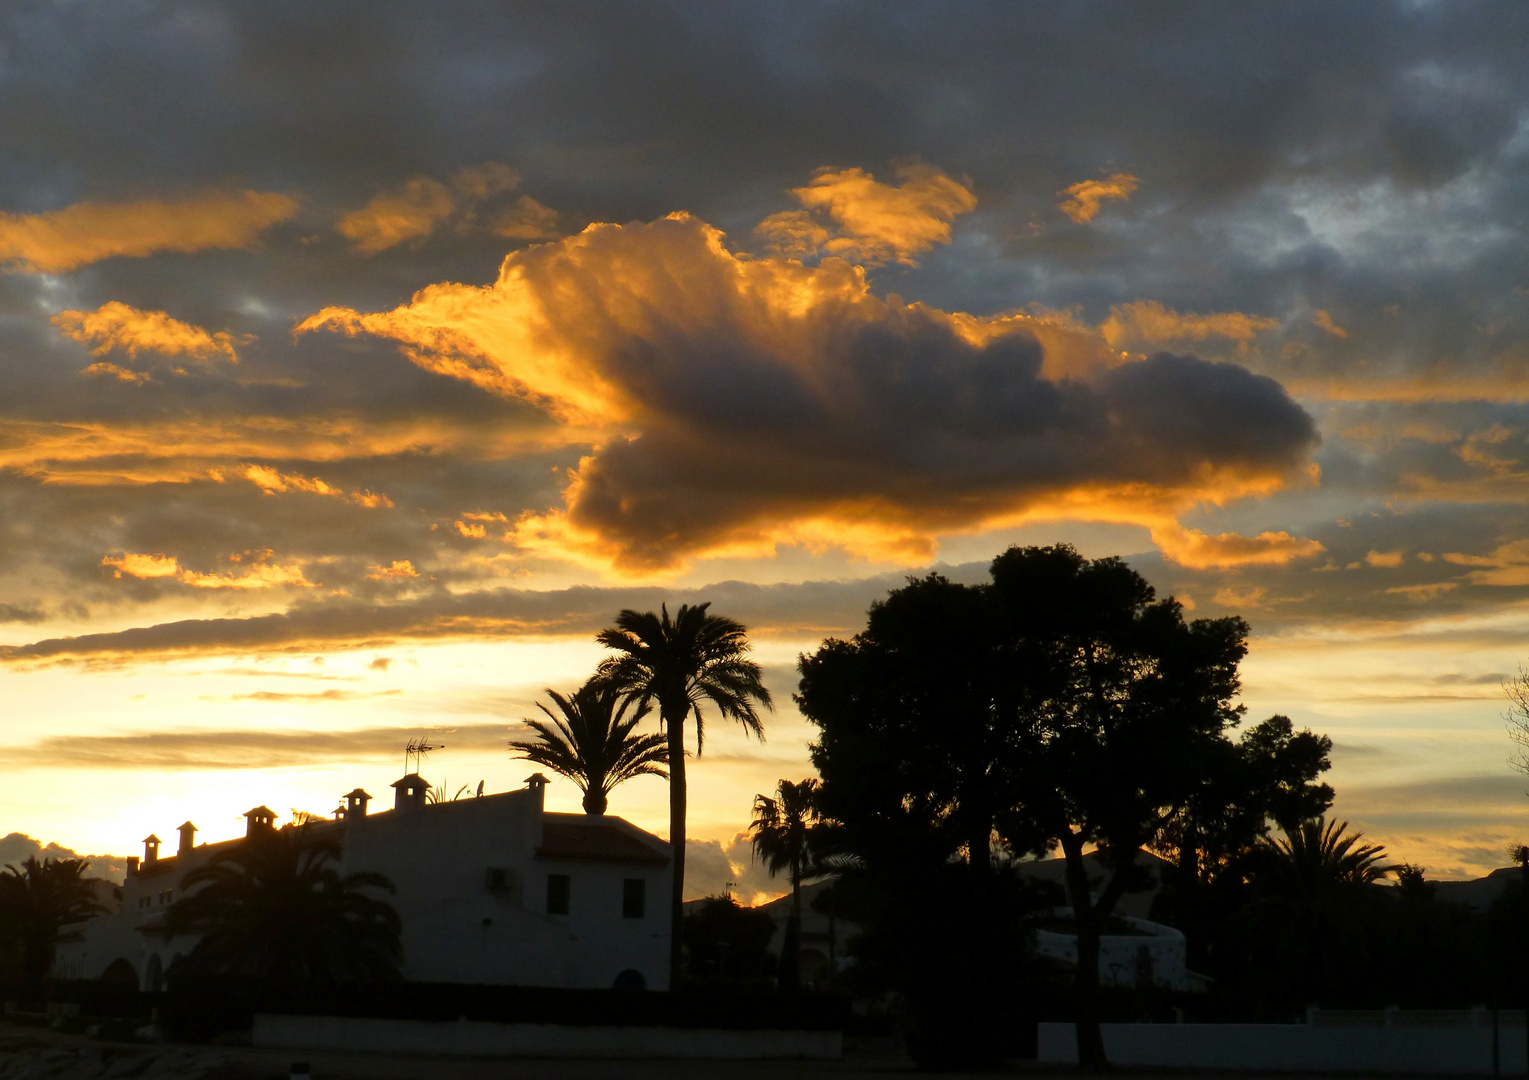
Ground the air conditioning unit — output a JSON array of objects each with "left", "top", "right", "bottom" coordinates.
[{"left": 485, "top": 867, "right": 521, "bottom": 902}]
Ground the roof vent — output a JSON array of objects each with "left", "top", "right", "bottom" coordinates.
[
  {"left": 392, "top": 773, "right": 429, "bottom": 812},
  {"left": 244, "top": 806, "right": 277, "bottom": 838}
]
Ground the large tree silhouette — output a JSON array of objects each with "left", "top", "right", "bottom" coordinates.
[
  {"left": 1148, "top": 714, "right": 1334, "bottom": 970},
  {"left": 802, "top": 545, "right": 1251, "bottom": 1070},
  {"left": 799, "top": 572, "right": 1047, "bottom": 1065},
  {"left": 0, "top": 857, "right": 106, "bottom": 1001},
  {"left": 598, "top": 602, "right": 772, "bottom": 985},
  {"left": 510, "top": 675, "right": 668, "bottom": 815},
  {"left": 166, "top": 825, "right": 400, "bottom": 986},
  {"left": 988, "top": 545, "right": 1248, "bottom": 1070},
  {"left": 749, "top": 777, "right": 821, "bottom": 992}
]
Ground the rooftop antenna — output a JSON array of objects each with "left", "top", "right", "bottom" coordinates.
[{"left": 404, "top": 736, "right": 443, "bottom": 776}]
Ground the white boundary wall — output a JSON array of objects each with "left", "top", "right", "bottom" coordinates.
[
  {"left": 253, "top": 1014, "right": 842, "bottom": 1060},
  {"left": 1039, "top": 1021, "right": 1527, "bottom": 1074}
]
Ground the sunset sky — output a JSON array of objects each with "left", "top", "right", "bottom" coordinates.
[{"left": 3, "top": 2, "right": 1529, "bottom": 896}]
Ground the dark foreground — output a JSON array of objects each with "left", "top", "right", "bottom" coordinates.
[{"left": 0, "top": 1024, "right": 1490, "bottom": 1080}]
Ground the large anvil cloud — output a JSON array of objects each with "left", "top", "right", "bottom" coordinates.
[{"left": 302, "top": 213, "right": 1319, "bottom": 572}]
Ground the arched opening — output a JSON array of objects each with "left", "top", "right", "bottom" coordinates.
[
  {"left": 101, "top": 958, "right": 137, "bottom": 986},
  {"left": 612, "top": 968, "right": 647, "bottom": 991},
  {"left": 144, "top": 953, "right": 163, "bottom": 993}
]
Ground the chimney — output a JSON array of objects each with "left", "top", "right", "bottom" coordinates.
[
  {"left": 126, "top": 856, "right": 140, "bottom": 877},
  {"left": 344, "top": 788, "right": 372, "bottom": 821},
  {"left": 391, "top": 774, "right": 428, "bottom": 813},
  {"left": 243, "top": 806, "right": 277, "bottom": 838},
  {"left": 142, "top": 834, "right": 160, "bottom": 864},
  {"left": 177, "top": 821, "right": 197, "bottom": 858}
]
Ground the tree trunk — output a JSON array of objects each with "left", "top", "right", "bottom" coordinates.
[
  {"left": 1060, "top": 830, "right": 1109, "bottom": 1071},
  {"left": 780, "top": 863, "right": 802, "bottom": 993},
  {"left": 667, "top": 710, "right": 687, "bottom": 988}
]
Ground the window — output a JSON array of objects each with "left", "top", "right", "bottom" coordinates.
[
  {"left": 546, "top": 873, "right": 570, "bottom": 915},
  {"left": 622, "top": 878, "right": 645, "bottom": 919}
]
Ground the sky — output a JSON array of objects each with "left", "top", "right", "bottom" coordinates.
[{"left": 3, "top": 1, "right": 1529, "bottom": 896}]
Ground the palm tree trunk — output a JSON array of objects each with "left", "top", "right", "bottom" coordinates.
[
  {"left": 667, "top": 710, "right": 687, "bottom": 988},
  {"left": 781, "top": 862, "right": 802, "bottom": 993}
]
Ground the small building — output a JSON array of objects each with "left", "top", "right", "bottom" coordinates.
[
  {"left": 1033, "top": 909, "right": 1208, "bottom": 992},
  {"left": 54, "top": 773, "right": 671, "bottom": 992}
]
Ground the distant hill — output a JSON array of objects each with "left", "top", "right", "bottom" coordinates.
[
  {"left": 1433, "top": 865, "right": 1521, "bottom": 912},
  {"left": 0, "top": 832, "right": 127, "bottom": 883}
]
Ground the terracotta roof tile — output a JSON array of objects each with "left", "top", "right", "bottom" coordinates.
[{"left": 536, "top": 821, "right": 669, "bottom": 865}]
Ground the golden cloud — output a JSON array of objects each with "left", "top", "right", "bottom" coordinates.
[
  {"left": 102, "top": 551, "right": 315, "bottom": 590},
  {"left": 1313, "top": 309, "right": 1349, "bottom": 338},
  {"left": 53, "top": 302, "right": 244, "bottom": 367},
  {"left": 0, "top": 415, "right": 591, "bottom": 487},
  {"left": 366, "top": 560, "right": 419, "bottom": 581},
  {"left": 338, "top": 164, "right": 557, "bottom": 253},
  {"left": 1151, "top": 523, "right": 1325, "bottom": 569},
  {"left": 1100, "top": 301, "right": 1280, "bottom": 349},
  {"left": 1058, "top": 173, "right": 1139, "bottom": 224},
  {"left": 81, "top": 362, "right": 151, "bottom": 385},
  {"left": 223, "top": 465, "right": 394, "bottom": 509},
  {"left": 0, "top": 190, "right": 297, "bottom": 273},
  {"left": 491, "top": 195, "right": 560, "bottom": 241},
  {"left": 1365, "top": 549, "right": 1406, "bottom": 568},
  {"left": 757, "top": 163, "right": 976, "bottom": 266},
  {"left": 1443, "top": 540, "right": 1529, "bottom": 586},
  {"left": 300, "top": 212, "right": 1318, "bottom": 576},
  {"left": 337, "top": 177, "right": 455, "bottom": 254}
]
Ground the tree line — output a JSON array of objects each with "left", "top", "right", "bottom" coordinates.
[{"left": 6, "top": 543, "right": 1529, "bottom": 1070}]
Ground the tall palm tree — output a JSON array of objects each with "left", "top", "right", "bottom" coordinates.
[
  {"left": 166, "top": 825, "right": 400, "bottom": 986},
  {"left": 749, "top": 777, "right": 822, "bottom": 991},
  {"left": 1237, "top": 817, "right": 1392, "bottom": 1011},
  {"left": 510, "top": 675, "right": 669, "bottom": 815},
  {"left": 0, "top": 857, "right": 106, "bottom": 1001},
  {"left": 598, "top": 602, "right": 773, "bottom": 983},
  {"left": 1265, "top": 817, "right": 1391, "bottom": 889}
]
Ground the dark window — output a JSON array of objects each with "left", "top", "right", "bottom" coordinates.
[
  {"left": 547, "top": 873, "right": 570, "bottom": 915},
  {"left": 622, "top": 877, "right": 645, "bottom": 919}
]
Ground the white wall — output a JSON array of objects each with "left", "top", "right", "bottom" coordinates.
[
  {"left": 1038, "top": 1020, "right": 1529, "bottom": 1074},
  {"left": 55, "top": 782, "right": 672, "bottom": 993},
  {"left": 253, "top": 1014, "right": 843, "bottom": 1060}
]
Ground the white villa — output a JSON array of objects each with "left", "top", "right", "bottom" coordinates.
[{"left": 53, "top": 773, "right": 672, "bottom": 993}]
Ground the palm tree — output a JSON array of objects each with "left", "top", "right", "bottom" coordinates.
[
  {"left": 510, "top": 675, "right": 669, "bottom": 815},
  {"left": 0, "top": 857, "right": 106, "bottom": 1001},
  {"left": 1265, "top": 817, "right": 1392, "bottom": 889},
  {"left": 166, "top": 825, "right": 400, "bottom": 986},
  {"left": 1237, "top": 817, "right": 1392, "bottom": 1011},
  {"left": 749, "top": 777, "right": 822, "bottom": 991},
  {"left": 598, "top": 602, "right": 773, "bottom": 983}
]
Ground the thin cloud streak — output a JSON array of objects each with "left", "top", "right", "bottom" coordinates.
[{"left": 4, "top": 722, "right": 516, "bottom": 771}]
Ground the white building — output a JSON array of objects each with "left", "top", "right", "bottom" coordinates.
[
  {"left": 1033, "top": 909, "right": 1208, "bottom": 992},
  {"left": 54, "top": 773, "right": 672, "bottom": 993}
]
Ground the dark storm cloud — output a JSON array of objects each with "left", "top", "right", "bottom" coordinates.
[{"left": 0, "top": 0, "right": 1521, "bottom": 646}]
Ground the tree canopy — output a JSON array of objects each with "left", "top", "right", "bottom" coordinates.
[
  {"left": 798, "top": 544, "right": 1329, "bottom": 1068},
  {"left": 166, "top": 825, "right": 400, "bottom": 987},
  {"left": 509, "top": 675, "right": 668, "bottom": 815}
]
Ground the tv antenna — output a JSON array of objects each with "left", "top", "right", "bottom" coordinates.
[{"left": 404, "top": 737, "right": 443, "bottom": 775}]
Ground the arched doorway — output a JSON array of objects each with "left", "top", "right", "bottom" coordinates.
[
  {"left": 101, "top": 958, "right": 137, "bottom": 986},
  {"left": 612, "top": 968, "right": 647, "bottom": 991},
  {"left": 144, "top": 953, "right": 163, "bottom": 993}
]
